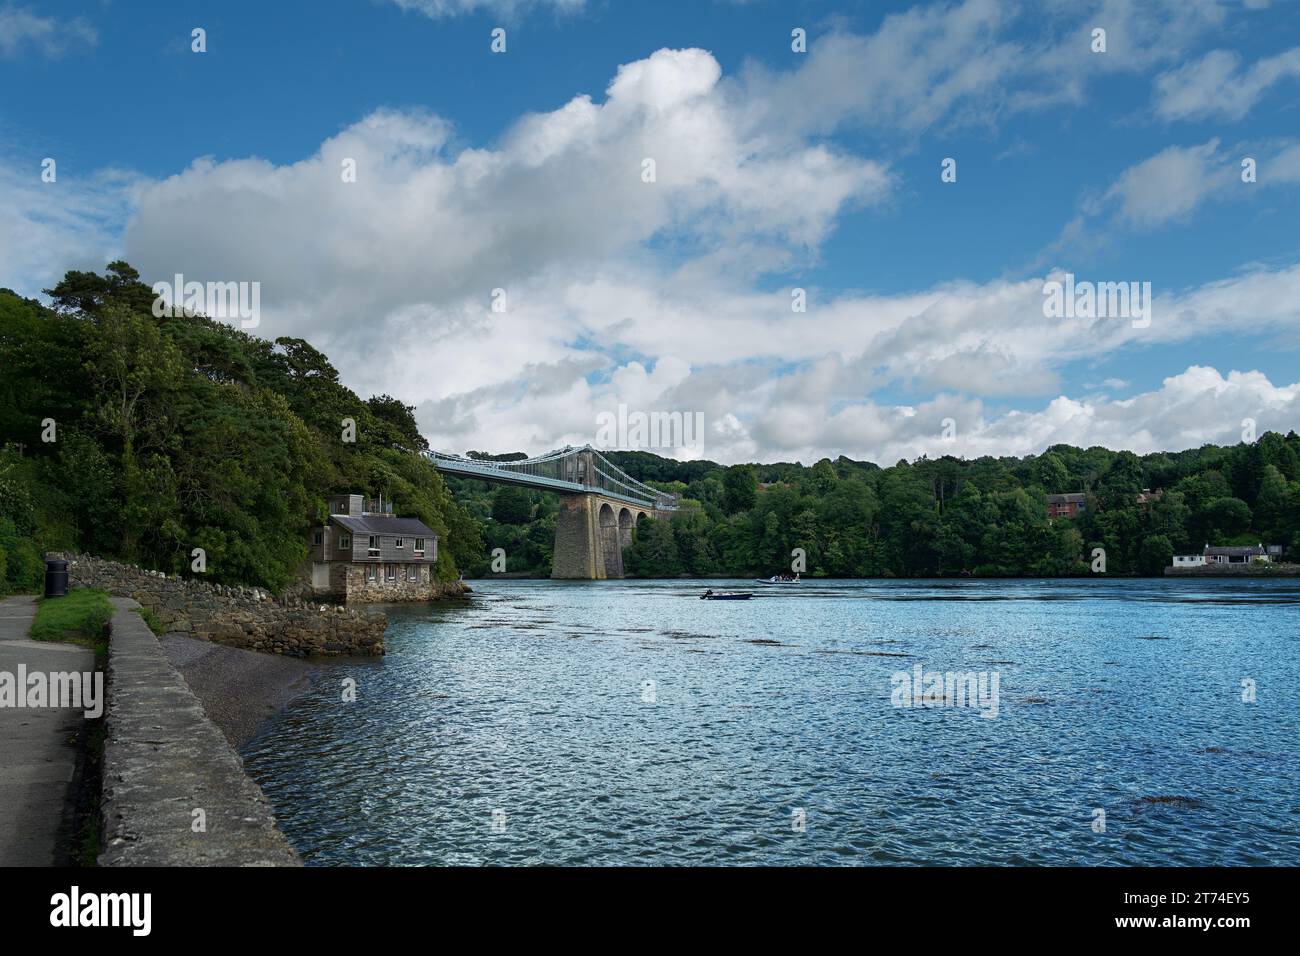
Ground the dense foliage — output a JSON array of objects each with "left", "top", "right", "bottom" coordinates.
[
  {"left": 606, "top": 439, "right": 1300, "bottom": 577},
  {"left": 0, "top": 263, "right": 481, "bottom": 593}
]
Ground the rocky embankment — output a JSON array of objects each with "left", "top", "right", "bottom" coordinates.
[{"left": 70, "top": 554, "right": 386, "bottom": 656}]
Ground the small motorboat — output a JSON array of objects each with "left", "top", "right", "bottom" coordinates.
[
  {"left": 754, "top": 573, "right": 801, "bottom": 585},
  {"left": 701, "top": 589, "right": 753, "bottom": 600}
]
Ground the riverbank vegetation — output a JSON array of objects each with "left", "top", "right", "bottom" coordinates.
[
  {"left": 1, "top": 263, "right": 482, "bottom": 592},
  {"left": 608, "top": 437, "right": 1300, "bottom": 577},
  {"left": 5, "top": 263, "right": 1297, "bottom": 584}
]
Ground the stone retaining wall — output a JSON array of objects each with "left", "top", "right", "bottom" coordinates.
[
  {"left": 69, "top": 554, "right": 386, "bottom": 657},
  {"left": 100, "top": 597, "right": 300, "bottom": 866}
]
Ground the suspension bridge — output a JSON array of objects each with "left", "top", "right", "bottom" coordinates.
[{"left": 425, "top": 445, "right": 679, "bottom": 579}]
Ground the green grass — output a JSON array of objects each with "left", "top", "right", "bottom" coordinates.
[
  {"left": 30, "top": 588, "right": 112, "bottom": 662},
  {"left": 134, "top": 605, "right": 165, "bottom": 636}
]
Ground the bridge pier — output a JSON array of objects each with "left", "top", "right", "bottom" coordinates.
[{"left": 551, "top": 493, "right": 655, "bottom": 579}]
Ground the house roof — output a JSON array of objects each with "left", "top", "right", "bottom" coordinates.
[
  {"left": 1047, "top": 493, "right": 1086, "bottom": 504},
  {"left": 330, "top": 514, "right": 438, "bottom": 537},
  {"left": 1205, "top": 545, "right": 1263, "bottom": 556}
]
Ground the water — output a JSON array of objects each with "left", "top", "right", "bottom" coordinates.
[{"left": 242, "top": 578, "right": 1300, "bottom": 865}]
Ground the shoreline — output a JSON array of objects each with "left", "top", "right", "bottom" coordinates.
[
  {"left": 161, "top": 633, "right": 339, "bottom": 750},
  {"left": 467, "top": 570, "right": 1300, "bottom": 581},
  {"left": 160, "top": 581, "right": 469, "bottom": 749}
]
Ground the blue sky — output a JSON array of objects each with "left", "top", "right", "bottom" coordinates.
[{"left": 2, "top": 0, "right": 1299, "bottom": 463}]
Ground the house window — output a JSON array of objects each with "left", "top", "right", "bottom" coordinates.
[
  {"left": 366, "top": 564, "right": 377, "bottom": 582},
  {"left": 339, "top": 533, "right": 351, "bottom": 549},
  {"left": 396, "top": 537, "right": 405, "bottom": 549},
  {"left": 415, "top": 538, "right": 425, "bottom": 555},
  {"left": 368, "top": 535, "right": 379, "bottom": 556},
  {"left": 408, "top": 565, "right": 419, "bottom": 582},
  {"left": 386, "top": 564, "right": 396, "bottom": 582},
  {"left": 313, "top": 530, "right": 323, "bottom": 545}
]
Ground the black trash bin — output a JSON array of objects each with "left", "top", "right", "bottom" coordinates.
[{"left": 44, "top": 557, "right": 69, "bottom": 599}]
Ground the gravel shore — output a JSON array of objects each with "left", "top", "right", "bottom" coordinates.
[{"left": 161, "top": 634, "right": 327, "bottom": 749}]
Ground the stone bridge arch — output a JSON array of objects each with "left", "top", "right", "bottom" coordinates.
[{"left": 551, "top": 493, "right": 660, "bottom": 579}]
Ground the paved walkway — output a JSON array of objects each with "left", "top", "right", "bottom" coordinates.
[{"left": 0, "top": 595, "right": 95, "bottom": 866}]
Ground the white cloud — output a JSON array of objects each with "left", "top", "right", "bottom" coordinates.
[
  {"left": 0, "top": 161, "right": 141, "bottom": 295},
  {"left": 0, "top": 5, "right": 96, "bottom": 58},
  {"left": 686, "top": 365, "right": 1299, "bottom": 466},
  {"left": 1103, "top": 138, "right": 1234, "bottom": 228},
  {"left": 1154, "top": 46, "right": 1300, "bottom": 122},
  {"left": 1040, "top": 137, "right": 1300, "bottom": 260},
  {"left": 384, "top": 260, "right": 1300, "bottom": 464},
  {"left": 118, "top": 49, "right": 888, "bottom": 337},
  {"left": 733, "top": 0, "right": 1241, "bottom": 142}
]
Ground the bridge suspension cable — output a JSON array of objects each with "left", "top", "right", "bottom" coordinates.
[{"left": 424, "top": 445, "right": 679, "bottom": 511}]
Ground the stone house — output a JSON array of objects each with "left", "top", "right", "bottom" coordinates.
[{"left": 309, "top": 494, "right": 440, "bottom": 602}]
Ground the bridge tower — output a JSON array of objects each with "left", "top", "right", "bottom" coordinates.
[{"left": 550, "top": 493, "right": 657, "bottom": 579}]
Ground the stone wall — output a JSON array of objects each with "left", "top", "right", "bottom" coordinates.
[
  {"left": 69, "top": 554, "right": 386, "bottom": 657},
  {"left": 100, "top": 596, "right": 300, "bottom": 866},
  {"left": 338, "top": 562, "right": 437, "bottom": 602}
]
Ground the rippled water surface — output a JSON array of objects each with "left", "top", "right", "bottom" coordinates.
[{"left": 242, "top": 578, "right": 1300, "bottom": 865}]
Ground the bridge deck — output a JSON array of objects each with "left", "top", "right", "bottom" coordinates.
[{"left": 430, "top": 457, "right": 674, "bottom": 510}]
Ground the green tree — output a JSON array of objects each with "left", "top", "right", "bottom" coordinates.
[
  {"left": 491, "top": 486, "right": 534, "bottom": 524},
  {"left": 625, "top": 518, "right": 682, "bottom": 576},
  {"left": 1204, "top": 497, "right": 1252, "bottom": 540},
  {"left": 722, "top": 465, "right": 758, "bottom": 515},
  {"left": 1138, "top": 535, "right": 1174, "bottom": 575}
]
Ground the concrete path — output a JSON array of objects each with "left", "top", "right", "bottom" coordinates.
[{"left": 0, "top": 595, "right": 95, "bottom": 866}]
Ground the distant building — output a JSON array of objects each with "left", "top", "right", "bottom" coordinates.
[
  {"left": 309, "top": 494, "right": 439, "bottom": 602},
  {"left": 1046, "top": 492, "right": 1087, "bottom": 518},
  {"left": 1136, "top": 488, "right": 1163, "bottom": 505},
  {"left": 1204, "top": 543, "right": 1270, "bottom": 565},
  {"left": 1172, "top": 543, "right": 1274, "bottom": 568}
]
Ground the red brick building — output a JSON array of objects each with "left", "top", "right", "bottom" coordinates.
[{"left": 1046, "top": 492, "right": 1087, "bottom": 518}]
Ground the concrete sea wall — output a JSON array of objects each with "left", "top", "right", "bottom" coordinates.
[{"left": 100, "top": 597, "right": 300, "bottom": 866}]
